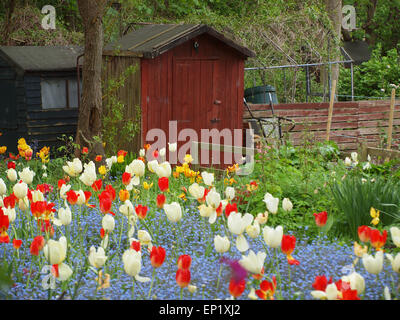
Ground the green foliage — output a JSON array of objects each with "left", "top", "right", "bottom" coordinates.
[
  {"left": 330, "top": 176, "right": 400, "bottom": 240},
  {"left": 339, "top": 44, "right": 400, "bottom": 100}
]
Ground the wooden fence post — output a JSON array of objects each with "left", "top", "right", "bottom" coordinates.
[
  {"left": 326, "top": 79, "right": 337, "bottom": 141},
  {"left": 387, "top": 88, "right": 396, "bottom": 150}
]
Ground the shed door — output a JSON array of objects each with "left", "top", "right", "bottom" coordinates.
[
  {"left": 172, "top": 58, "right": 225, "bottom": 164},
  {"left": 0, "top": 79, "right": 17, "bottom": 129}
]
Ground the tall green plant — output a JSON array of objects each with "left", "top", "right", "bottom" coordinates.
[{"left": 330, "top": 176, "right": 400, "bottom": 240}]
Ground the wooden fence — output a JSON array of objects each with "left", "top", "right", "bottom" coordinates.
[{"left": 243, "top": 99, "right": 400, "bottom": 152}]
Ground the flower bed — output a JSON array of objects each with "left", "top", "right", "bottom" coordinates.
[{"left": 0, "top": 141, "right": 399, "bottom": 300}]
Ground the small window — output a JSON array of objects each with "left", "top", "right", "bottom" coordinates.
[{"left": 41, "top": 77, "right": 81, "bottom": 109}]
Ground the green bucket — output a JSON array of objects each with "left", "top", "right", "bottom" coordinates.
[{"left": 244, "top": 85, "right": 278, "bottom": 104}]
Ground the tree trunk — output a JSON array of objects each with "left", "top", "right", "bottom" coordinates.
[
  {"left": 325, "top": 0, "right": 342, "bottom": 97},
  {"left": 75, "top": 0, "right": 109, "bottom": 159}
]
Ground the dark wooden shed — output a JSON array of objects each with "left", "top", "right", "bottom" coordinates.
[
  {"left": 103, "top": 24, "right": 255, "bottom": 164},
  {"left": 0, "top": 46, "right": 82, "bottom": 153}
]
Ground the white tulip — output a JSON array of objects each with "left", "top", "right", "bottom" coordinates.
[
  {"left": 138, "top": 230, "right": 152, "bottom": 247},
  {"left": 147, "top": 159, "right": 159, "bottom": 173},
  {"left": 363, "top": 162, "right": 371, "bottom": 170},
  {"left": 6, "top": 169, "right": 17, "bottom": 182},
  {"left": 18, "top": 196, "right": 30, "bottom": 211},
  {"left": 119, "top": 200, "right": 135, "bottom": 218},
  {"left": 344, "top": 157, "right": 352, "bottom": 166},
  {"left": 341, "top": 272, "right": 365, "bottom": 295},
  {"left": 155, "top": 161, "right": 171, "bottom": 178},
  {"left": 105, "top": 156, "right": 117, "bottom": 170},
  {"left": 225, "top": 187, "right": 235, "bottom": 201},
  {"left": 102, "top": 214, "right": 115, "bottom": 233},
  {"left": 139, "top": 149, "right": 145, "bottom": 157},
  {"left": 168, "top": 142, "right": 177, "bottom": 152},
  {"left": 4, "top": 207, "right": 16, "bottom": 223},
  {"left": 57, "top": 263, "right": 73, "bottom": 281},
  {"left": 164, "top": 202, "right": 183, "bottom": 223},
  {"left": 189, "top": 183, "right": 205, "bottom": 200},
  {"left": 390, "top": 226, "right": 400, "bottom": 247},
  {"left": 227, "top": 212, "right": 254, "bottom": 235},
  {"left": 198, "top": 204, "right": 213, "bottom": 218},
  {"left": 263, "top": 193, "right": 279, "bottom": 214},
  {"left": 239, "top": 250, "right": 266, "bottom": 275},
  {"left": 0, "top": 178, "right": 6, "bottom": 195},
  {"left": 13, "top": 181, "right": 28, "bottom": 199},
  {"left": 246, "top": 220, "right": 260, "bottom": 238},
  {"left": 88, "top": 246, "right": 107, "bottom": 269},
  {"left": 18, "top": 167, "right": 35, "bottom": 185},
  {"left": 188, "top": 284, "right": 197, "bottom": 293},
  {"left": 386, "top": 253, "right": 400, "bottom": 273},
  {"left": 122, "top": 248, "right": 150, "bottom": 282},
  {"left": 43, "top": 236, "right": 67, "bottom": 265},
  {"left": 362, "top": 251, "right": 384, "bottom": 275},
  {"left": 263, "top": 225, "right": 283, "bottom": 248},
  {"left": 205, "top": 190, "right": 221, "bottom": 224},
  {"left": 282, "top": 198, "right": 293, "bottom": 212},
  {"left": 311, "top": 283, "right": 338, "bottom": 300},
  {"left": 62, "top": 158, "right": 82, "bottom": 177},
  {"left": 53, "top": 202, "right": 72, "bottom": 226},
  {"left": 351, "top": 152, "right": 358, "bottom": 163},
  {"left": 159, "top": 148, "right": 166, "bottom": 157},
  {"left": 79, "top": 161, "right": 97, "bottom": 186},
  {"left": 59, "top": 184, "right": 71, "bottom": 200},
  {"left": 214, "top": 235, "right": 230, "bottom": 253},
  {"left": 201, "top": 171, "right": 214, "bottom": 186},
  {"left": 248, "top": 288, "right": 258, "bottom": 300},
  {"left": 76, "top": 190, "right": 86, "bottom": 206},
  {"left": 31, "top": 190, "right": 45, "bottom": 202}
]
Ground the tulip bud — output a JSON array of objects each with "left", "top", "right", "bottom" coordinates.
[
  {"left": 102, "top": 214, "right": 115, "bottom": 233},
  {"left": 214, "top": 235, "right": 230, "bottom": 253}
]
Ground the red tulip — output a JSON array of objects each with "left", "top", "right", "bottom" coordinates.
[
  {"left": 30, "top": 236, "right": 45, "bottom": 255},
  {"left": 66, "top": 190, "right": 79, "bottom": 205},
  {"left": 312, "top": 275, "right": 332, "bottom": 291},
  {"left": 57, "top": 179, "right": 66, "bottom": 189},
  {"left": 99, "top": 191, "right": 112, "bottom": 214},
  {"left": 92, "top": 179, "right": 102, "bottom": 192},
  {"left": 7, "top": 161, "right": 16, "bottom": 169},
  {"left": 229, "top": 278, "right": 246, "bottom": 298},
  {"left": 31, "top": 201, "right": 47, "bottom": 219},
  {"left": 130, "top": 240, "right": 141, "bottom": 252},
  {"left": 150, "top": 246, "right": 166, "bottom": 268},
  {"left": 100, "top": 228, "right": 105, "bottom": 239},
  {"left": 358, "top": 225, "right": 371, "bottom": 243},
  {"left": 176, "top": 269, "right": 191, "bottom": 288},
  {"left": 281, "top": 234, "right": 300, "bottom": 265},
  {"left": 156, "top": 194, "right": 166, "bottom": 208},
  {"left": 122, "top": 172, "right": 132, "bottom": 186},
  {"left": 95, "top": 155, "right": 102, "bottom": 162},
  {"left": 225, "top": 203, "right": 238, "bottom": 218},
  {"left": 313, "top": 211, "right": 328, "bottom": 227},
  {"left": 158, "top": 177, "right": 169, "bottom": 192},
  {"left": 135, "top": 204, "right": 148, "bottom": 219},
  {"left": 3, "top": 193, "right": 17, "bottom": 209},
  {"left": 177, "top": 255, "right": 192, "bottom": 270},
  {"left": 82, "top": 147, "right": 88, "bottom": 154},
  {"left": 13, "top": 239, "right": 22, "bottom": 249},
  {"left": 105, "top": 185, "right": 116, "bottom": 201},
  {"left": 255, "top": 276, "right": 277, "bottom": 300},
  {"left": 0, "top": 208, "right": 10, "bottom": 243},
  {"left": 370, "top": 229, "right": 387, "bottom": 250}
]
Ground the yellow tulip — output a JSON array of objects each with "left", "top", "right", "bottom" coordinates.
[
  {"left": 99, "top": 165, "right": 107, "bottom": 175},
  {"left": 117, "top": 155, "right": 125, "bottom": 163},
  {"left": 370, "top": 207, "right": 380, "bottom": 226},
  {"left": 143, "top": 182, "right": 153, "bottom": 190}
]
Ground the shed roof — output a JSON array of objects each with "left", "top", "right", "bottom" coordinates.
[
  {"left": 0, "top": 46, "right": 83, "bottom": 72},
  {"left": 104, "top": 24, "right": 256, "bottom": 59}
]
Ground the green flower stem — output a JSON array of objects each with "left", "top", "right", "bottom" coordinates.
[
  {"left": 147, "top": 268, "right": 157, "bottom": 299},
  {"left": 273, "top": 248, "right": 284, "bottom": 300},
  {"left": 216, "top": 263, "right": 223, "bottom": 293},
  {"left": 131, "top": 278, "right": 135, "bottom": 299}
]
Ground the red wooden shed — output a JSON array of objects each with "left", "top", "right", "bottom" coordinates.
[{"left": 103, "top": 24, "right": 255, "bottom": 165}]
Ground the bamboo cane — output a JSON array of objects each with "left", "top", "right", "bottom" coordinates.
[
  {"left": 326, "top": 80, "right": 337, "bottom": 141},
  {"left": 387, "top": 88, "right": 396, "bottom": 150}
]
